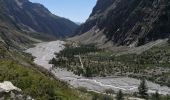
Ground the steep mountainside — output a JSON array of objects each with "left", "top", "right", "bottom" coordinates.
[
  {"left": 74, "top": 0, "right": 170, "bottom": 47},
  {"left": 0, "top": 0, "right": 78, "bottom": 38}
]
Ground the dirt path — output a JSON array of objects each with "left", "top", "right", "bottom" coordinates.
[{"left": 25, "top": 40, "right": 170, "bottom": 95}]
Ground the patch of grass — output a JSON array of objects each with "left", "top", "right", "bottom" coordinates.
[{"left": 0, "top": 60, "right": 89, "bottom": 100}]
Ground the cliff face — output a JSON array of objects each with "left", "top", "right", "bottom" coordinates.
[
  {"left": 75, "top": 0, "right": 170, "bottom": 46},
  {"left": 0, "top": 0, "right": 78, "bottom": 38}
]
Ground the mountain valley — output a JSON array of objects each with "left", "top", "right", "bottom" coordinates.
[{"left": 0, "top": 0, "right": 170, "bottom": 100}]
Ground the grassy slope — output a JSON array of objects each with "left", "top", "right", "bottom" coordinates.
[
  {"left": 0, "top": 19, "right": 92, "bottom": 99},
  {"left": 114, "top": 43, "right": 170, "bottom": 86},
  {"left": 0, "top": 38, "right": 90, "bottom": 100},
  {"left": 0, "top": 59, "right": 91, "bottom": 100}
]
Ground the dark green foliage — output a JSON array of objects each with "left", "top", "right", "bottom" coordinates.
[
  {"left": 77, "top": 87, "right": 88, "bottom": 93},
  {"left": 51, "top": 43, "right": 170, "bottom": 87},
  {"left": 83, "top": 66, "right": 93, "bottom": 77},
  {"left": 138, "top": 79, "right": 148, "bottom": 99},
  {"left": 51, "top": 44, "right": 101, "bottom": 77},
  {"left": 102, "top": 95, "right": 113, "bottom": 100},
  {"left": 91, "top": 93, "right": 113, "bottom": 100},
  {"left": 151, "top": 91, "right": 160, "bottom": 100},
  {"left": 166, "top": 95, "right": 170, "bottom": 100},
  {"left": 57, "top": 44, "right": 100, "bottom": 57},
  {"left": 116, "top": 90, "right": 124, "bottom": 100},
  {"left": 105, "top": 89, "right": 115, "bottom": 94}
]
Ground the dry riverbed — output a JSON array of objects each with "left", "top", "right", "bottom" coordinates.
[{"left": 25, "top": 40, "right": 170, "bottom": 95}]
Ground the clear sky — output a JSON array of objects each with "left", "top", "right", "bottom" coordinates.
[{"left": 29, "top": 0, "right": 97, "bottom": 23}]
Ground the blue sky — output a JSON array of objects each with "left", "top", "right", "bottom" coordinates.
[{"left": 29, "top": 0, "right": 97, "bottom": 23}]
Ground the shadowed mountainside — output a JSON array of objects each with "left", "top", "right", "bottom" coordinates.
[
  {"left": 0, "top": 0, "right": 78, "bottom": 38},
  {"left": 74, "top": 0, "right": 170, "bottom": 47}
]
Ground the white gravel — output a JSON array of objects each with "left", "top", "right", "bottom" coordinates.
[
  {"left": 25, "top": 40, "right": 170, "bottom": 95},
  {"left": 26, "top": 41, "right": 65, "bottom": 70}
]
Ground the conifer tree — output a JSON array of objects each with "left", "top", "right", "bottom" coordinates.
[
  {"left": 154, "top": 91, "right": 160, "bottom": 100},
  {"left": 116, "top": 90, "right": 124, "bottom": 100},
  {"left": 138, "top": 79, "right": 148, "bottom": 99}
]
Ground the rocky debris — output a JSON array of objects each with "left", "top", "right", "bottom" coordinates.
[{"left": 25, "top": 40, "right": 65, "bottom": 70}]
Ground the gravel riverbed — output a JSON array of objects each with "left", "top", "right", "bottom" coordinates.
[{"left": 25, "top": 40, "right": 170, "bottom": 95}]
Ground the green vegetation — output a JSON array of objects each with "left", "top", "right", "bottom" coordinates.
[
  {"left": 116, "top": 90, "right": 124, "bottom": 100},
  {"left": 152, "top": 91, "right": 160, "bottom": 100},
  {"left": 50, "top": 44, "right": 101, "bottom": 77},
  {"left": 0, "top": 41, "right": 93, "bottom": 100},
  {"left": 138, "top": 79, "right": 148, "bottom": 99},
  {"left": 105, "top": 89, "right": 115, "bottom": 95},
  {"left": 0, "top": 60, "right": 89, "bottom": 100},
  {"left": 83, "top": 92, "right": 113, "bottom": 100},
  {"left": 51, "top": 42, "right": 170, "bottom": 87},
  {"left": 55, "top": 44, "right": 100, "bottom": 57}
]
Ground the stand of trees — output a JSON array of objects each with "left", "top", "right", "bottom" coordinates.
[{"left": 50, "top": 43, "right": 170, "bottom": 88}]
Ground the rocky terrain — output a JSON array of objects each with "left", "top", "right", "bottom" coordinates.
[{"left": 73, "top": 0, "right": 170, "bottom": 47}]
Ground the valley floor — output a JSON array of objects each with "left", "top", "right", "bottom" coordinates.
[{"left": 25, "top": 40, "right": 170, "bottom": 95}]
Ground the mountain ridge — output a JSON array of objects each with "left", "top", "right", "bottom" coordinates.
[
  {"left": 73, "top": 0, "right": 170, "bottom": 47},
  {"left": 0, "top": 0, "right": 78, "bottom": 38}
]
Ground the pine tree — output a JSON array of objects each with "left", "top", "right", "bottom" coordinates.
[
  {"left": 152, "top": 91, "right": 160, "bottom": 100},
  {"left": 155, "top": 91, "right": 160, "bottom": 100},
  {"left": 138, "top": 79, "right": 148, "bottom": 99},
  {"left": 166, "top": 95, "right": 170, "bottom": 100},
  {"left": 116, "top": 90, "right": 124, "bottom": 100}
]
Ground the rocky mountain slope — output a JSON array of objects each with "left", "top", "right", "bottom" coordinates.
[
  {"left": 73, "top": 0, "right": 170, "bottom": 47},
  {"left": 0, "top": 0, "right": 78, "bottom": 38}
]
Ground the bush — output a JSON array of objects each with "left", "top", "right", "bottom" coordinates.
[
  {"left": 116, "top": 90, "right": 124, "bottom": 100},
  {"left": 105, "top": 89, "right": 115, "bottom": 94}
]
